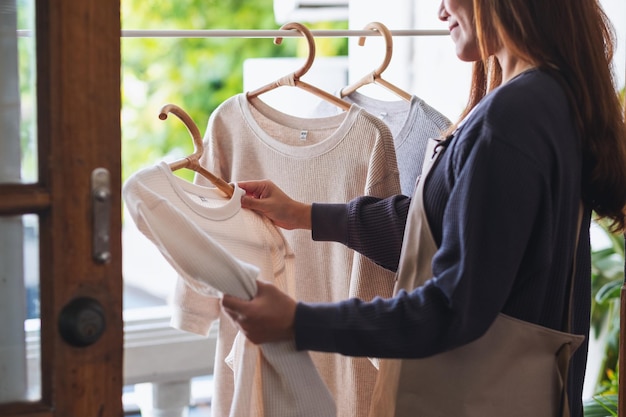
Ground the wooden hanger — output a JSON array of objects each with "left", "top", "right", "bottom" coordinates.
[
  {"left": 159, "top": 103, "right": 234, "bottom": 198},
  {"left": 246, "top": 22, "right": 351, "bottom": 111},
  {"left": 340, "top": 22, "right": 412, "bottom": 102}
]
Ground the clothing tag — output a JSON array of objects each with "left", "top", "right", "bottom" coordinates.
[{"left": 299, "top": 130, "right": 308, "bottom": 141}]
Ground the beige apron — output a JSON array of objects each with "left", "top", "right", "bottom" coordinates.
[{"left": 368, "top": 138, "right": 585, "bottom": 417}]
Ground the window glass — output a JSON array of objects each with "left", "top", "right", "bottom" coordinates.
[{"left": 0, "top": 214, "right": 40, "bottom": 403}]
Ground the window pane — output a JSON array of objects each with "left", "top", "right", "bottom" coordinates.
[
  {"left": 0, "top": 214, "right": 40, "bottom": 403},
  {"left": 1, "top": 0, "right": 37, "bottom": 185}
]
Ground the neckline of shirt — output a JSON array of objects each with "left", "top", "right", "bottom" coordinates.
[
  {"left": 342, "top": 90, "right": 419, "bottom": 146},
  {"left": 156, "top": 161, "right": 244, "bottom": 221},
  {"left": 238, "top": 93, "right": 363, "bottom": 158}
]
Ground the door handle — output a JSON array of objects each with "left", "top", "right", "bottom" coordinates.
[
  {"left": 91, "top": 167, "right": 111, "bottom": 264},
  {"left": 58, "top": 297, "right": 106, "bottom": 347}
]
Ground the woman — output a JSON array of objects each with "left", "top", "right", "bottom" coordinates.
[{"left": 222, "top": 0, "right": 626, "bottom": 416}]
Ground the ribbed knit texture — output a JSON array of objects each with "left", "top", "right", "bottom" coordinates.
[
  {"left": 312, "top": 91, "right": 451, "bottom": 196},
  {"left": 174, "top": 93, "right": 401, "bottom": 417},
  {"left": 123, "top": 163, "right": 336, "bottom": 417}
]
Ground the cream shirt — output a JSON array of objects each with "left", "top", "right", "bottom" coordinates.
[{"left": 123, "top": 162, "right": 336, "bottom": 417}]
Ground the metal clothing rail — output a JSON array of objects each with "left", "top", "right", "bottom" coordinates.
[
  {"left": 121, "top": 29, "right": 448, "bottom": 38},
  {"left": 17, "top": 29, "right": 448, "bottom": 38}
]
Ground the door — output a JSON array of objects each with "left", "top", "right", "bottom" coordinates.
[{"left": 0, "top": 0, "right": 123, "bottom": 416}]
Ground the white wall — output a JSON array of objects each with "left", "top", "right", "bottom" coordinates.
[
  {"left": 603, "top": 0, "right": 626, "bottom": 89},
  {"left": 347, "top": 0, "right": 470, "bottom": 121}
]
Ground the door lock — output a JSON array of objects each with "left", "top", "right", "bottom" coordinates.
[{"left": 58, "top": 297, "right": 106, "bottom": 347}]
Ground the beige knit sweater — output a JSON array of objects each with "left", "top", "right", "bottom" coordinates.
[{"left": 172, "top": 94, "right": 401, "bottom": 417}]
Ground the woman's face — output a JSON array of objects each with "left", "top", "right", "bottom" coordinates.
[{"left": 438, "top": 0, "right": 481, "bottom": 62}]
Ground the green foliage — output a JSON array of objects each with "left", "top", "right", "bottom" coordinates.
[
  {"left": 583, "top": 393, "right": 618, "bottom": 416},
  {"left": 17, "top": 0, "right": 37, "bottom": 181},
  {"left": 121, "top": 0, "right": 347, "bottom": 183},
  {"left": 589, "top": 217, "right": 624, "bottom": 397}
]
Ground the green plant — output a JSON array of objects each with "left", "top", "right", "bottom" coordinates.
[
  {"left": 588, "top": 217, "right": 624, "bottom": 400},
  {"left": 584, "top": 393, "right": 618, "bottom": 416}
]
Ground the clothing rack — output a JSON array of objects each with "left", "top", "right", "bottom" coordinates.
[
  {"left": 17, "top": 29, "right": 448, "bottom": 38},
  {"left": 121, "top": 29, "right": 448, "bottom": 38}
]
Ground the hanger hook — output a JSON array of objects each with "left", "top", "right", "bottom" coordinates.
[
  {"left": 159, "top": 104, "right": 204, "bottom": 154},
  {"left": 274, "top": 22, "right": 315, "bottom": 79},
  {"left": 358, "top": 22, "right": 393, "bottom": 78}
]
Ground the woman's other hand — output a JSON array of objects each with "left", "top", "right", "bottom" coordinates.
[
  {"left": 237, "top": 180, "right": 312, "bottom": 230},
  {"left": 222, "top": 280, "right": 297, "bottom": 345}
]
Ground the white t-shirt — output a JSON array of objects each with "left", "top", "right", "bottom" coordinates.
[{"left": 123, "top": 162, "right": 335, "bottom": 417}]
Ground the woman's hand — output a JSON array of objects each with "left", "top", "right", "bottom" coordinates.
[
  {"left": 222, "top": 280, "right": 297, "bottom": 345},
  {"left": 237, "top": 180, "right": 312, "bottom": 230}
]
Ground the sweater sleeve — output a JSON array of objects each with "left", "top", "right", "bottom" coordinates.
[{"left": 311, "top": 194, "right": 410, "bottom": 272}]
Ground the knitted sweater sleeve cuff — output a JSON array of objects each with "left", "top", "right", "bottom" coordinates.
[
  {"left": 294, "top": 301, "right": 339, "bottom": 353},
  {"left": 311, "top": 203, "right": 349, "bottom": 244}
]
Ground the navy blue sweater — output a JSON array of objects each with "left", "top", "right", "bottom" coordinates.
[{"left": 299, "top": 69, "right": 591, "bottom": 417}]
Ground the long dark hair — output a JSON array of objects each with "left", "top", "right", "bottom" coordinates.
[{"left": 458, "top": 0, "right": 626, "bottom": 232}]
